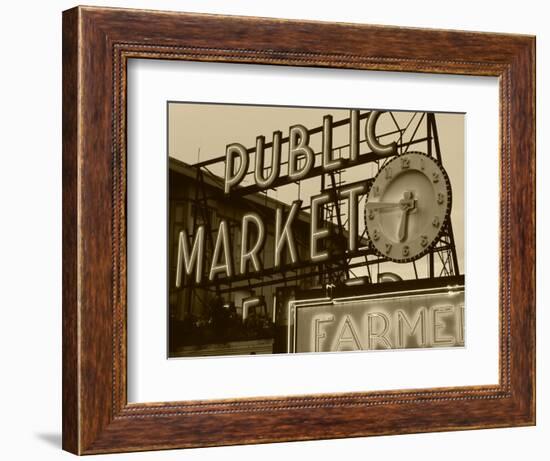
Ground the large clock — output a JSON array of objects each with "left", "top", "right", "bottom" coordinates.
[{"left": 364, "top": 152, "right": 452, "bottom": 263}]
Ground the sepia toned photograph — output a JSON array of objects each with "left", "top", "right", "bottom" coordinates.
[
  {"left": 59, "top": 6, "right": 536, "bottom": 453},
  {"left": 168, "top": 103, "right": 465, "bottom": 358}
]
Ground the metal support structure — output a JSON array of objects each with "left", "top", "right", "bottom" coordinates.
[{"left": 427, "top": 113, "right": 460, "bottom": 276}]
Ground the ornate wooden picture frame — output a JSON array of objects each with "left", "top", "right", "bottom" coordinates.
[{"left": 62, "top": 5, "right": 535, "bottom": 455}]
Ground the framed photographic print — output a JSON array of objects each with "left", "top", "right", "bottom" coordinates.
[{"left": 62, "top": 6, "right": 535, "bottom": 455}]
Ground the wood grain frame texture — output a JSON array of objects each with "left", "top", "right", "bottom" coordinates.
[{"left": 62, "top": 5, "right": 536, "bottom": 455}]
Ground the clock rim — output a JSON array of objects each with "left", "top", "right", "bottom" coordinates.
[{"left": 364, "top": 150, "right": 453, "bottom": 264}]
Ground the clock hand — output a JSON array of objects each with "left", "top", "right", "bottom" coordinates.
[
  {"left": 397, "top": 191, "right": 416, "bottom": 242},
  {"left": 398, "top": 209, "right": 409, "bottom": 242},
  {"left": 365, "top": 202, "right": 401, "bottom": 210}
]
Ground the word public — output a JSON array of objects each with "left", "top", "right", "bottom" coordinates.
[{"left": 176, "top": 110, "right": 395, "bottom": 286}]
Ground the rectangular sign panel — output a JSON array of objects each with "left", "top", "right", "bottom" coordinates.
[{"left": 291, "top": 285, "right": 464, "bottom": 353}]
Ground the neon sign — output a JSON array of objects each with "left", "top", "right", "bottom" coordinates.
[
  {"left": 289, "top": 286, "right": 465, "bottom": 352},
  {"left": 175, "top": 110, "right": 397, "bottom": 286}
]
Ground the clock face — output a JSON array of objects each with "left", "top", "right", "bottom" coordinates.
[{"left": 364, "top": 152, "right": 452, "bottom": 263}]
